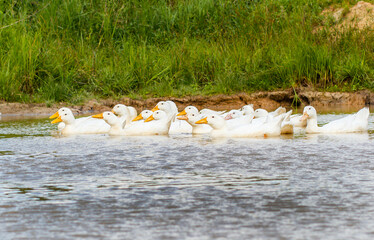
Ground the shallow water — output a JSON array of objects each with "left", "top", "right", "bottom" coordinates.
[{"left": 1, "top": 113, "right": 374, "bottom": 239}]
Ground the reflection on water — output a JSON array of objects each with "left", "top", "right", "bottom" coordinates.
[{"left": 1, "top": 113, "right": 374, "bottom": 239}]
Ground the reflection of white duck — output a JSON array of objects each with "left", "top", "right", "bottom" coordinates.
[
  {"left": 177, "top": 113, "right": 212, "bottom": 134},
  {"left": 301, "top": 106, "right": 369, "bottom": 133},
  {"left": 153, "top": 101, "right": 192, "bottom": 134},
  {"left": 51, "top": 110, "right": 110, "bottom": 135},
  {"left": 195, "top": 114, "right": 284, "bottom": 138}
]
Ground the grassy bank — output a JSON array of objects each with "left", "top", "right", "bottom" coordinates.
[{"left": 0, "top": 0, "right": 373, "bottom": 103}]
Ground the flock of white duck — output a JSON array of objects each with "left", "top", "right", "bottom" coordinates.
[{"left": 49, "top": 100, "right": 370, "bottom": 137}]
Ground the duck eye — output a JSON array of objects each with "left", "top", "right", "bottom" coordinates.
[
  {"left": 212, "top": 116, "right": 215, "bottom": 118},
  {"left": 64, "top": 113, "right": 67, "bottom": 116}
]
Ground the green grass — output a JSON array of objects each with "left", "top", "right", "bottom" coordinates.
[{"left": 0, "top": 0, "right": 373, "bottom": 103}]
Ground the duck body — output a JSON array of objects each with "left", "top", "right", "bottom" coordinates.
[
  {"left": 196, "top": 114, "right": 284, "bottom": 138},
  {"left": 302, "top": 106, "right": 369, "bottom": 133},
  {"left": 50, "top": 108, "right": 110, "bottom": 135}
]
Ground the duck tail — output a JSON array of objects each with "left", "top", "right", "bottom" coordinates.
[{"left": 356, "top": 107, "right": 370, "bottom": 121}]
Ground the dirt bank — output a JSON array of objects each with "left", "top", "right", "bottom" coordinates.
[
  {"left": 316, "top": 1, "right": 374, "bottom": 33},
  {"left": 1, "top": 89, "right": 373, "bottom": 115}
]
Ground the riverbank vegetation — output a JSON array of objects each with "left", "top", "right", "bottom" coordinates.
[{"left": 0, "top": 0, "right": 373, "bottom": 103}]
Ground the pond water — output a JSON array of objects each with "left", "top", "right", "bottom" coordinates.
[{"left": 1, "top": 112, "right": 374, "bottom": 239}]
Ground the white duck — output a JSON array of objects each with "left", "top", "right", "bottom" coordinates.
[
  {"left": 92, "top": 112, "right": 126, "bottom": 135},
  {"left": 127, "top": 110, "right": 172, "bottom": 135},
  {"left": 178, "top": 105, "right": 226, "bottom": 117},
  {"left": 51, "top": 110, "right": 110, "bottom": 135},
  {"left": 240, "top": 104, "right": 255, "bottom": 116},
  {"left": 301, "top": 106, "right": 369, "bottom": 133},
  {"left": 223, "top": 110, "right": 254, "bottom": 128},
  {"left": 112, "top": 104, "right": 137, "bottom": 125},
  {"left": 49, "top": 107, "right": 73, "bottom": 131},
  {"left": 254, "top": 106, "right": 286, "bottom": 118},
  {"left": 153, "top": 101, "right": 192, "bottom": 134},
  {"left": 195, "top": 114, "right": 284, "bottom": 138},
  {"left": 177, "top": 112, "right": 212, "bottom": 134},
  {"left": 50, "top": 107, "right": 110, "bottom": 132},
  {"left": 289, "top": 114, "right": 307, "bottom": 128},
  {"left": 93, "top": 110, "right": 172, "bottom": 136}
]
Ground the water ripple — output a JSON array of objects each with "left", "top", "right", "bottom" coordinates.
[{"left": 1, "top": 115, "right": 374, "bottom": 239}]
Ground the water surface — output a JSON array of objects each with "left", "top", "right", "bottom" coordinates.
[{"left": 1, "top": 113, "right": 374, "bottom": 239}]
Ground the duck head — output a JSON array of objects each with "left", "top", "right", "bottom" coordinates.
[
  {"left": 145, "top": 110, "right": 168, "bottom": 122},
  {"left": 195, "top": 114, "right": 226, "bottom": 129},
  {"left": 51, "top": 111, "right": 75, "bottom": 124},
  {"left": 224, "top": 110, "right": 243, "bottom": 120},
  {"left": 112, "top": 104, "right": 130, "bottom": 117},
  {"left": 254, "top": 109, "right": 269, "bottom": 118},
  {"left": 177, "top": 112, "right": 200, "bottom": 125},
  {"left": 177, "top": 106, "right": 199, "bottom": 116},
  {"left": 301, "top": 106, "right": 317, "bottom": 121},
  {"left": 93, "top": 111, "right": 118, "bottom": 126},
  {"left": 133, "top": 110, "right": 153, "bottom": 121},
  {"left": 241, "top": 105, "right": 255, "bottom": 115},
  {"left": 49, "top": 107, "right": 73, "bottom": 120}
]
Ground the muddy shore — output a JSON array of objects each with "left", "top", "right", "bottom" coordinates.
[{"left": 1, "top": 89, "right": 373, "bottom": 116}]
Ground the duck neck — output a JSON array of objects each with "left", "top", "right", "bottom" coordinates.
[{"left": 306, "top": 117, "right": 319, "bottom": 132}]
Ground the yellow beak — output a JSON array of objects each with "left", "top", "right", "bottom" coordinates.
[
  {"left": 177, "top": 109, "right": 187, "bottom": 116},
  {"left": 92, "top": 113, "right": 104, "bottom": 119},
  {"left": 111, "top": 110, "right": 116, "bottom": 114},
  {"left": 151, "top": 105, "right": 159, "bottom": 112},
  {"left": 300, "top": 113, "right": 309, "bottom": 122},
  {"left": 177, "top": 115, "right": 188, "bottom": 121},
  {"left": 145, "top": 115, "right": 155, "bottom": 122},
  {"left": 132, "top": 114, "right": 143, "bottom": 121},
  {"left": 49, "top": 111, "right": 59, "bottom": 119},
  {"left": 51, "top": 116, "right": 62, "bottom": 124},
  {"left": 195, "top": 117, "right": 208, "bottom": 124}
]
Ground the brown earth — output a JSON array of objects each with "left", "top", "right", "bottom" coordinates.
[
  {"left": 317, "top": 1, "right": 374, "bottom": 32},
  {"left": 1, "top": 89, "right": 373, "bottom": 116}
]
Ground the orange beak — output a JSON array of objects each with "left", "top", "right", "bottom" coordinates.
[
  {"left": 132, "top": 114, "right": 143, "bottom": 121},
  {"left": 145, "top": 115, "right": 155, "bottom": 122},
  {"left": 49, "top": 111, "right": 59, "bottom": 119},
  {"left": 300, "top": 113, "right": 309, "bottom": 122},
  {"left": 92, "top": 113, "right": 104, "bottom": 119},
  {"left": 177, "top": 109, "right": 187, "bottom": 116},
  {"left": 224, "top": 114, "right": 232, "bottom": 120},
  {"left": 177, "top": 115, "right": 188, "bottom": 121},
  {"left": 151, "top": 105, "right": 159, "bottom": 112},
  {"left": 195, "top": 117, "right": 208, "bottom": 124},
  {"left": 51, "top": 116, "right": 62, "bottom": 124}
]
